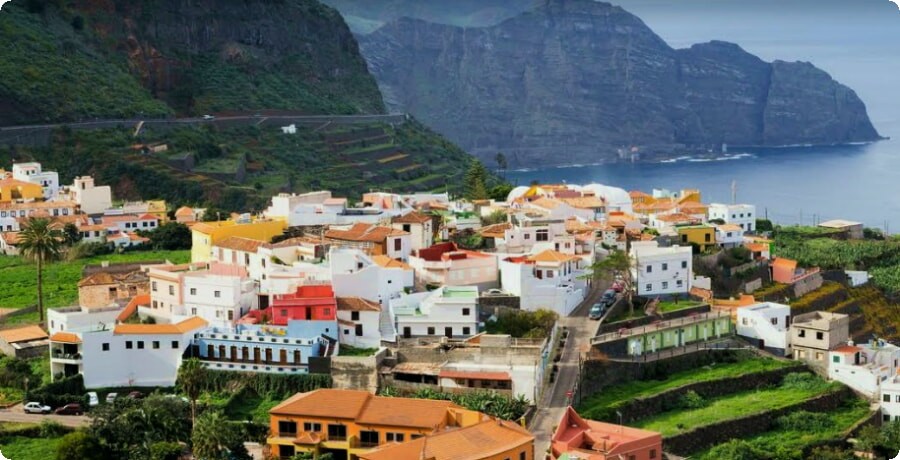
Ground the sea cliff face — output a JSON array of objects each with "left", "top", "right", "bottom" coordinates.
[{"left": 360, "top": 0, "right": 880, "bottom": 167}]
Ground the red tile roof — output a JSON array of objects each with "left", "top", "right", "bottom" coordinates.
[
  {"left": 336, "top": 297, "right": 381, "bottom": 312},
  {"left": 438, "top": 370, "right": 511, "bottom": 381}
]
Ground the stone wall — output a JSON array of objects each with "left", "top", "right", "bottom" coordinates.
[
  {"left": 664, "top": 386, "right": 854, "bottom": 456},
  {"left": 792, "top": 271, "right": 824, "bottom": 298},
  {"left": 743, "top": 278, "right": 763, "bottom": 293},
  {"left": 589, "top": 365, "right": 803, "bottom": 423},
  {"left": 330, "top": 347, "right": 387, "bottom": 394}
]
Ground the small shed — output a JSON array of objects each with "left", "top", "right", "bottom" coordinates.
[{"left": 0, "top": 325, "right": 49, "bottom": 358}]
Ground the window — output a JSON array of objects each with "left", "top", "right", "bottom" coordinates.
[
  {"left": 704, "top": 233, "right": 711, "bottom": 242},
  {"left": 303, "top": 422, "right": 322, "bottom": 432},
  {"left": 885, "top": 394, "right": 891, "bottom": 403},
  {"left": 520, "top": 453, "right": 526, "bottom": 460},
  {"left": 462, "top": 308, "right": 470, "bottom": 316},
  {"left": 662, "top": 281, "right": 668, "bottom": 289},
  {"left": 536, "top": 229, "right": 549, "bottom": 241},
  {"left": 152, "top": 281, "right": 157, "bottom": 292},
  {"left": 394, "top": 238, "right": 402, "bottom": 251},
  {"left": 278, "top": 420, "right": 297, "bottom": 437},
  {"left": 650, "top": 449, "right": 657, "bottom": 459},
  {"left": 798, "top": 329, "right": 806, "bottom": 338},
  {"left": 645, "top": 283, "right": 652, "bottom": 292},
  {"left": 742, "top": 318, "right": 749, "bottom": 325},
  {"left": 125, "top": 341, "right": 133, "bottom": 350},
  {"left": 386, "top": 432, "right": 405, "bottom": 442},
  {"left": 324, "top": 308, "right": 331, "bottom": 316},
  {"left": 662, "top": 263, "right": 668, "bottom": 271},
  {"left": 547, "top": 270, "right": 554, "bottom": 279},
  {"left": 646, "top": 265, "right": 652, "bottom": 273},
  {"left": 681, "top": 261, "right": 687, "bottom": 269},
  {"left": 770, "top": 318, "right": 778, "bottom": 325},
  {"left": 351, "top": 312, "right": 360, "bottom": 321},
  {"left": 885, "top": 414, "right": 892, "bottom": 422},
  {"left": 463, "top": 327, "right": 471, "bottom": 335},
  {"left": 833, "top": 355, "right": 841, "bottom": 363},
  {"left": 168, "top": 285, "right": 174, "bottom": 295},
  {"left": 172, "top": 341, "right": 179, "bottom": 349},
  {"left": 228, "top": 311, "right": 234, "bottom": 321},
  {"left": 360, "top": 430, "right": 379, "bottom": 447},
  {"left": 137, "top": 341, "right": 145, "bottom": 349},
  {"left": 152, "top": 341, "right": 160, "bottom": 349},
  {"left": 524, "top": 234, "right": 530, "bottom": 240},
  {"left": 152, "top": 300, "right": 158, "bottom": 309},
  {"left": 816, "top": 331, "right": 824, "bottom": 340},
  {"left": 427, "top": 327, "right": 435, "bottom": 335},
  {"left": 280, "top": 309, "right": 288, "bottom": 317},
  {"left": 190, "top": 288, "right": 197, "bottom": 295},
  {"left": 327, "top": 424, "right": 347, "bottom": 441},
  {"left": 676, "top": 280, "right": 683, "bottom": 287},
  {"left": 214, "top": 290, "right": 221, "bottom": 298},
  {"left": 102, "top": 343, "right": 110, "bottom": 351},
  {"left": 355, "top": 324, "right": 363, "bottom": 336}
]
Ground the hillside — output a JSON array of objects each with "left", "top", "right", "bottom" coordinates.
[
  {"left": 0, "top": 118, "right": 473, "bottom": 212},
  {"left": 320, "top": 0, "right": 533, "bottom": 33},
  {"left": 0, "top": 0, "right": 383, "bottom": 124},
  {"left": 359, "top": 0, "right": 880, "bottom": 167}
]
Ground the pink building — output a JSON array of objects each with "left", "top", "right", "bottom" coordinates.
[
  {"left": 408, "top": 242, "right": 499, "bottom": 289},
  {"left": 551, "top": 407, "right": 662, "bottom": 460}
]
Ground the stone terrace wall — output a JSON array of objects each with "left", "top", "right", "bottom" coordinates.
[
  {"left": 590, "top": 364, "right": 804, "bottom": 423},
  {"left": 664, "top": 386, "right": 854, "bottom": 456}
]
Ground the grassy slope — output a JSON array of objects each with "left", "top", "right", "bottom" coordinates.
[
  {"left": 695, "top": 399, "right": 871, "bottom": 459},
  {"left": 0, "top": 433, "right": 63, "bottom": 460},
  {"left": 633, "top": 379, "right": 840, "bottom": 436},
  {"left": 577, "top": 357, "right": 797, "bottom": 420},
  {"left": 0, "top": 250, "right": 190, "bottom": 312}
]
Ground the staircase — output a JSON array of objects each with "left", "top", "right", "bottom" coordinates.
[{"left": 379, "top": 303, "right": 397, "bottom": 342}]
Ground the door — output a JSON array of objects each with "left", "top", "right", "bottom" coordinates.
[
  {"left": 242, "top": 347, "right": 250, "bottom": 362},
  {"left": 445, "top": 327, "right": 453, "bottom": 338},
  {"left": 230, "top": 346, "right": 237, "bottom": 361},
  {"left": 207, "top": 345, "right": 215, "bottom": 360},
  {"left": 403, "top": 327, "right": 412, "bottom": 339},
  {"left": 293, "top": 350, "right": 301, "bottom": 364},
  {"left": 280, "top": 349, "right": 287, "bottom": 364},
  {"left": 265, "top": 348, "right": 273, "bottom": 364},
  {"left": 758, "top": 339, "right": 765, "bottom": 350},
  {"left": 254, "top": 348, "right": 261, "bottom": 364}
]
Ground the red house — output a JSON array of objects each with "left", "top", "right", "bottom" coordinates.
[
  {"left": 551, "top": 407, "right": 662, "bottom": 460},
  {"left": 243, "top": 285, "right": 337, "bottom": 326}
]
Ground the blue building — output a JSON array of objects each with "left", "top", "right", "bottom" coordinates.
[{"left": 193, "top": 320, "right": 337, "bottom": 374}]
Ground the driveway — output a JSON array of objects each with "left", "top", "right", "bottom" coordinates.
[
  {"left": 529, "top": 283, "right": 605, "bottom": 457},
  {"left": 0, "top": 404, "right": 89, "bottom": 428}
]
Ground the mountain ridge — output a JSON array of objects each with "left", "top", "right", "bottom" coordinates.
[{"left": 359, "top": 0, "right": 880, "bottom": 167}]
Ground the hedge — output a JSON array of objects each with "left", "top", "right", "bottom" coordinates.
[{"left": 199, "top": 371, "right": 331, "bottom": 400}]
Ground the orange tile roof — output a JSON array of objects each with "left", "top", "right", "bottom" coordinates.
[
  {"left": 270, "top": 389, "right": 372, "bottom": 419},
  {"left": 745, "top": 243, "right": 769, "bottom": 253},
  {"left": 372, "top": 255, "right": 412, "bottom": 270},
  {"left": 113, "top": 316, "right": 208, "bottom": 335},
  {"left": 529, "top": 197, "right": 564, "bottom": 210},
  {"left": 49, "top": 332, "right": 81, "bottom": 344},
  {"left": 213, "top": 236, "right": 266, "bottom": 253},
  {"left": 116, "top": 294, "right": 151, "bottom": 322},
  {"left": 559, "top": 196, "right": 606, "bottom": 209},
  {"left": 325, "top": 223, "right": 408, "bottom": 243},
  {"left": 294, "top": 432, "right": 323, "bottom": 445},
  {"left": 716, "top": 224, "right": 743, "bottom": 232},
  {"left": 656, "top": 212, "right": 697, "bottom": 223},
  {"left": 336, "top": 297, "right": 381, "bottom": 312},
  {"left": 355, "top": 396, "right": 455, "bottom": 428},
  {"left": 772, "top": 257, "right": 797, "bottom": 270},
  {"left": 0, "top": 200, "right": 76, "bottom": 211},
  {"left": 438, "top": 370, "right": 511, "bottom": 381},
  {"left": 528, "top": 250, "right": 580, "bottom": 264},
  {"left": 833, "top": 345, "right": 862, "bottom": 355},
  {"left": 392, "top": 211, "right": 432, "bottom": 224},
  {"left": 359, "top": 419, "right": 533, "bottom": 460},
  {"left": 174, "top": 206, "right": 194, "bottom": 217},
  {"left": 478, "top": 222, "right": 511, "bottom": 238},
  {"left": 0, "top": 325, "right": 48, "bottom": 344}
]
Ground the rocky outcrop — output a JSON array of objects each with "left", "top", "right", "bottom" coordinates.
[{"left": 360, "top": 0, "right": 880, "bottom": 167}]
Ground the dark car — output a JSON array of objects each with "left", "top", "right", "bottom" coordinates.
[
  {"left": 589, "top": 304, "right": 605, "bottom": 320},
  {"left": 127, "top": 391, "right": 145, "bottom": 400},
  {"left": 54, "top": 403, "right": 83, "bottom": 415},
  {"left": 601, "top": 289, "right": 617, "bottom": 303}
]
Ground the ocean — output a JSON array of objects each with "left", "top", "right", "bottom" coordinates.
[{"left": 506, "top": 0, "right": 900, "bottom": 231}]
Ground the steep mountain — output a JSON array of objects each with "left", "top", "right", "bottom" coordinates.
[
  {"left": 360, "top": 0, "right": 881, "bottom": 167},
  {"left": 320, "top": 0, "right": 534, "bottom": 33},
  {"left": 0, "top": 0, "right": 482, "bottom": 210},
  {"left": 0, "top": 0, "right": 383, "bottom": 124}
]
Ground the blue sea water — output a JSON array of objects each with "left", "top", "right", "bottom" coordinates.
[{"left": 506, "top": 0, "right": 900, "bottom": 231}]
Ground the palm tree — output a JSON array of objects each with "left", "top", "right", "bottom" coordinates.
[
  {"left": 18, "top": 217, "right": 63, "bottom": 325},
  {"left": 192, "top": 410, "right": 247, "bottom": 460},
  {"left": 176, "top": 358, "right": 206, "bottom": 425}
]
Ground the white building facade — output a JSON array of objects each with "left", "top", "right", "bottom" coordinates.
[
  {"left": 736, "top": 302, "right": 791, "bottom": 356},
  {"left": 630, "top": 241, "right": 693, "bottom": 297},
  {"left": 390, "top": 286, "right": 479, "bottom": 339},
  {"left": 12, "top": 162, "right": 59, "bottom": 199},
  {"left": 708, "top": 203, "right": 757, "bottom": 233}
]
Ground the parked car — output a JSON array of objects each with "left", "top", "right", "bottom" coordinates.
[
  {"left": 105, "top": 393, "right": 118, "bottom": 404},
  {"left": 87, "top": 392, "right": 99, "bottom": 407},
  {"left": 201, "top": 114, "right": 215, "bottom": 120},
  {"left": 589, "top": 304, "right": 605, "bottom": 320},
  {"left": 54, "top": 403, "right": 84, "bottom": 415},
  {"left": 483, "top": 289, "right": 507, "bottom": 297},
  {"left": 23, "top": 402, "right": 50, "bottom": 414},
  {"left": 127, "top": 391, "right": 144, "bottom": 400}
]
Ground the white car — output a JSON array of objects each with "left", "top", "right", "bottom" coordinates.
[
  {"left": 201, "top": 114, "right": 215, "bottom": 120},
  {"left": 105, "top": 393, "right": 118, "bottom": 404},
  {"left": 87, "top": 392, "right": 99, "bottom": 407},
  {"left": 23, "top": 402, "right": 51, "bottom": 414}
]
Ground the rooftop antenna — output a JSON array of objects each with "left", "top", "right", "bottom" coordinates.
[{"left": 731, "top": 180, "right": 737, "bottom": 205}]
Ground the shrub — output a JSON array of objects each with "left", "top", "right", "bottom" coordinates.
[
  {"left": 149, "top": 441, "right": 183, "bottom": 460},
  {"left": 775, "top": 411, "right": 832, "bottom": 431},
  {"left": 706, "top": 439, "right": 764, "bottom": 460},
  {"left": 677, "top": 390, "right": 707, "bottom": 409},
  {"left": 56, "top": 431, "right": 105, "bottom": 460},
  {"left": 780, "top": 372, "right": 822, "bottom": 391},
  {"left": 40, "top": 419, "right": 67, "bottom": 437}
]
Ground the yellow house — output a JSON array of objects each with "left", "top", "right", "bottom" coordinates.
[
  {"left": 146, "top": 200, "right": 168, "bottom": 222},
  {"left": 677, "top": 225, "right": 716, "bottom": 252},
  {"left": 267, "top": 389, "right": 491, "bottom": 459},
  {"left": 191, "top": 219, "right": 286, "bottom": 262},
  {"left": 0, "top": 178, "right": 43, "bottom": 202}
]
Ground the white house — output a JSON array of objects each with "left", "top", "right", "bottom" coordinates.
[
  {"left": 264, "top": 191, "right": 386, "bottom": 227},
  {"left": 64, "top": 176, "right": 112, "bottom": 215},
  {"left": 391, "top": 211, "right": 434, "bottom": 252},
  {"left": 180, "top": 264, "right": 257, "bottom": 328},
  {"left": 408, "top": 242, "right": 499, "bottom": 289},
  {"left": 708, "top": 203, "right": 757, "bottom": 233},
  {"left": 630, "top": 241, "right": 693, "bottom": 297},
  {"left": 828, "top": 339, "right": 900, "bottom": 399},
  {"left": 49, "top": 316, "right": 207, "bottom": 388},
  {"left": 390, "top": 286, "right": 479, "bottom": 339},
  {"left": 500, "top": 250, "right": 586, "bottom": 317},
  {"left": 330, "top": 248, "right": 414, "bottom": 308},
  {"left": 497, "top": 213, "right": 568, "bottom": 254},
  {"left": 336, "top": 297, "right": 383, "bottom": 348},
  {"left": 736, "top": 302, "right": 791, "bottom": 356},
  {"left": 101, "top": 213, "right": 159, "bottom": 234},
  {"left": 880, "top": 376, "right": 900, "bottom": 422},
  {"left": 324, "top": 223, "right": 412, "bottom": 261},
  {"left": 12, "top": 162, "right": 59, "bottom": 199},
  {"left": 211, "top": 236, "right": 330, "bottom": 295},
  {"left": 715, "top": 224, "right": 745, "bottom": 249}
]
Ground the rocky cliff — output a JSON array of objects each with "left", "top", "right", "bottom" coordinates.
[
  {"left": 0, "top": 0, "right": 384, "bottom": 124},
  {"left": 360, "top": 0, "right": 880, "bottom": 167}
]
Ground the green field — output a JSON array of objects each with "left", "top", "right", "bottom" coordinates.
[
  {"left": 633, "top": 376, "right": 840, "bottom": 436},
  {"left": 0, "top": 250, "right": 190, "bottom": 318},
  {"left": 657, "top": 300, "right": 704, "bottom": 312},
  {"left": 695, "top": 399, "right": 871, "bottom": 459},
  {"left": 577, "top": 357, "right": 797, "bottom": 420},
  {"left": 0, "top": 435, "right": 62, "bottom": 460}
]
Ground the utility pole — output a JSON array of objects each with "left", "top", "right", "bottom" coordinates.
[{"left": 731, "top": 180, "right": 737, "bottom": 205}]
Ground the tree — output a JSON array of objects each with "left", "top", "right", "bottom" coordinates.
[
  {"left": 87, "top": 394, "right": 191, "bottom": 459},
  {"left": 705, "top": 439, "right": 762, "bottom": 460},
  {"left": 149, "top": 441, "right": 184, "bottom": 460},
  {"left": 882, "top": 419, "right": 900, "bottom": 453},
  {"left": 62, "top": 223, "right": 82, "bottom": 246},
  {"left": 585, "top": 250, "right": 635, "bottom": 314},
  {"left": 855, "top": 424, "right": 883, "bottom": 456},
  {"left": 481, "top": 209, "right": 508, "bottom": 226},
  {"left": 18, "top": 217, "right": 63, "bottom": 324},
  {"left": 176, "top": 358, "right": 206, "bottom": 425},
  {"left": 56, "top": 430, "right": 105, "bottom": 460},
  {"left": 192, "top": 411, "right": 249, "bottom": 460},
  {"left": 145, "top": 222, "right": 192, "bottom": 250},
  {"left": 463, "top": 160, "right": 488, "bottom": 200},
  {"left": 494, "top": 152, "right": 508, "bottom": 178},
  {"left": 488, "top": 183, "right": 514, "bottom": 202},
  {"left": 755, "top": 218, "right": 774, "bottom": 232}
]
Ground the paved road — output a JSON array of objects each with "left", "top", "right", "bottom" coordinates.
[
  {"left": 0, "top": 404, "right": 88, "bottom": 427},
  {"left": 529, "top": 282, "right": 605, "bottom": 457}
]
